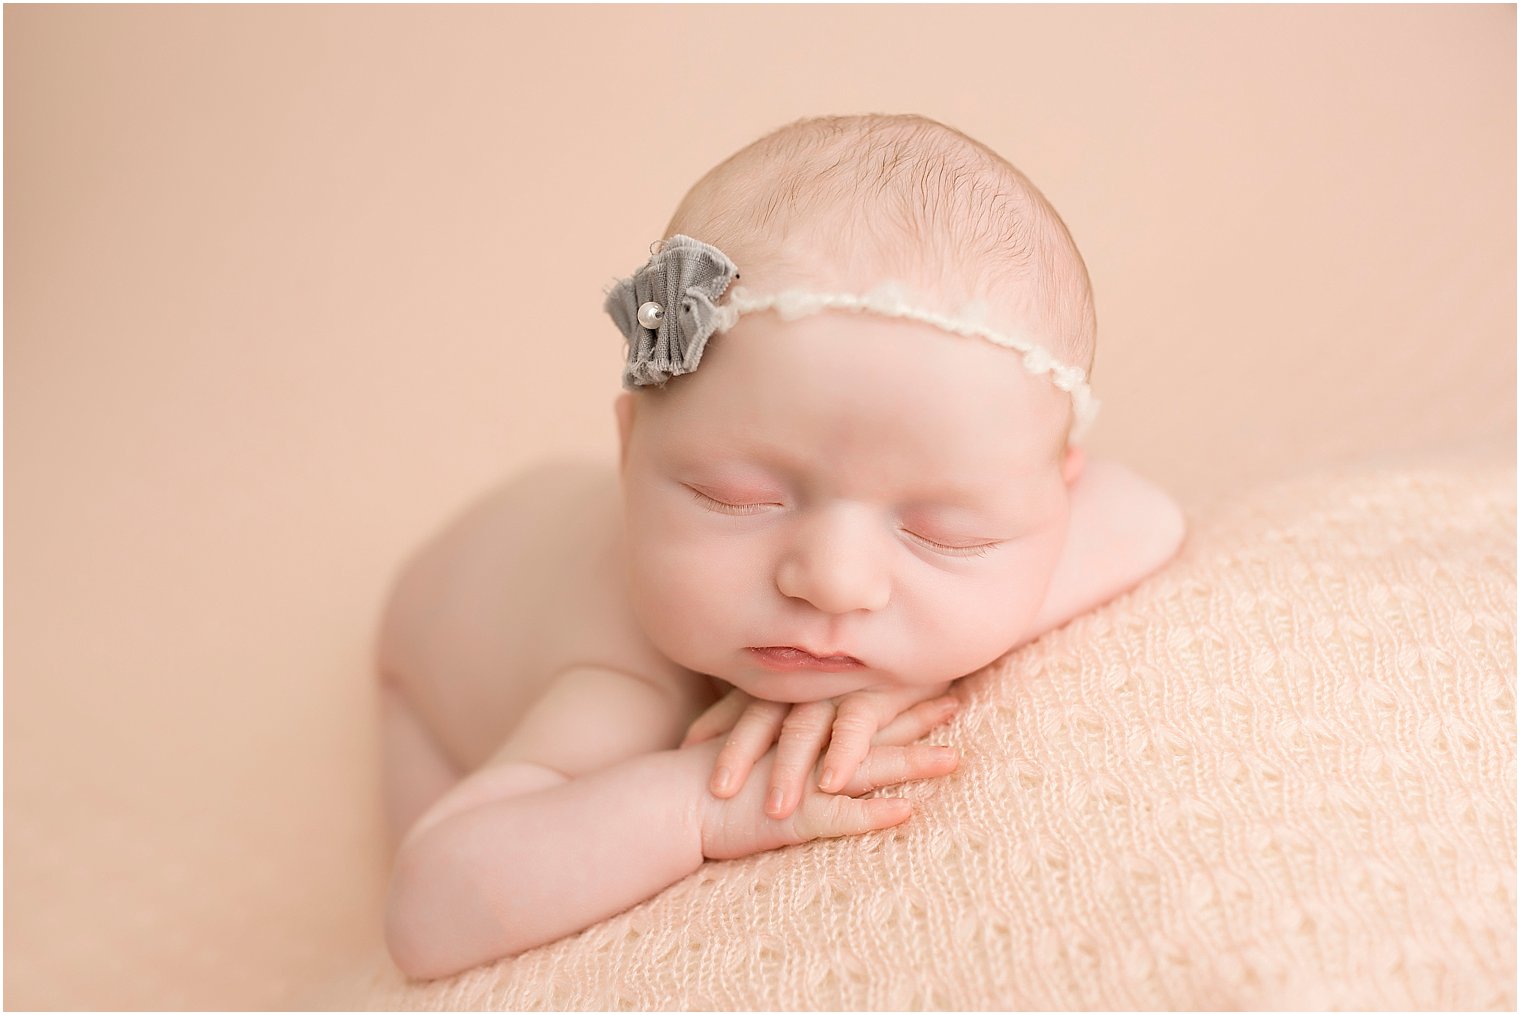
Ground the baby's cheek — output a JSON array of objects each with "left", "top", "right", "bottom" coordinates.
[
  {"left": 644, "top": 528, "right": 749, "bottom": 589},
  {"left": 1009, "top": 568, "right": 1056, "bottom": 624},
  {"left": 948, "top": 543, "right": 1061, "bottom": 649},
  {"left": 629, "top": 535, "right": 694, "bottom": 599},
  {"left": 626, "top": 533, "right": 752, "bottom": 646}
]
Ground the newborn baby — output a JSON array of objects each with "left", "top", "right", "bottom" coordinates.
[{"left": 377, "top": 113, "right": 1186, "bottom": 980}]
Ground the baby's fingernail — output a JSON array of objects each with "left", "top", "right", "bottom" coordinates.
[
  {"left": 819, "top": 768, "right": 837, "bottom": 791},
  {"left": 712, "top": 767, "right": 732, "bottom": 794},
  {"left": 767, "top": 787, "right": 785, "bottom": 815},
  {"left": 940, "top": 697, "right": 959, "bottom": 711},
  {"left": 933, "top": 747, "right": 957, "bottom": 762}
]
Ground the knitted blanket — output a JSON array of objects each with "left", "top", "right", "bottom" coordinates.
[{"left": 316, "top": 459, "right": 1516, "bottom": 1010}]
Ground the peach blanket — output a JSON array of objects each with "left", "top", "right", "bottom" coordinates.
[{"left": 307, "top": 459, "right": 1516, "bottom": 1009}]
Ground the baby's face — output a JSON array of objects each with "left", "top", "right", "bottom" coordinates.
[{"left": 616, "top": 309, "right": 1080, "bottom": 702}]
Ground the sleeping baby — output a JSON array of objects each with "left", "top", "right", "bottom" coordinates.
[{"left": 376, "top": 112, "right": 1187, "bottom": 980}]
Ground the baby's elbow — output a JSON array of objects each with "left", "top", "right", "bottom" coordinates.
[
  {"left": 383, "top": 835, "right": 521, "bottom": 982},
  {"left": 384, "top": 846, "right": 448, "bottom": 981},
  {"left": 384, "top": 909, "right": 431, "bottom": 982},
  {"left": 1083, "top": 459, "right": 1187, "bottom": 570},
  {"left": 1157, "top": 494, "right": 1187, "bottom": 564}
]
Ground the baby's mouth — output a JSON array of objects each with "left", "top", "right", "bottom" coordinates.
[{"left": 747, "top": 646, "right": 865, "bottom": 671}]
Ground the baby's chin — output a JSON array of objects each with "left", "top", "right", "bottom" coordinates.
[
  {"left": 718, "top": 656, "right": 966, "bottom": 704},
  {"left": 720, "top": 666, "right": 881, "bottom": 704}
]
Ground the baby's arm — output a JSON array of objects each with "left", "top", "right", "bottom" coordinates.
[
  {"left": 383, "top": 667, "right": 955, "bottom": 981},
  {"left": 1022, "top": 457, "right": 1186, "bottom": 642}
]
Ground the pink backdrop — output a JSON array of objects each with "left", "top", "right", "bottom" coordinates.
[{"left": 5, "top": 5, "right": 1513, "bottom": 1007}]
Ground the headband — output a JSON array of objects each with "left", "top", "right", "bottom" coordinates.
[{"left": 602, "top": 234, "right": 1099, "bottom": 442}]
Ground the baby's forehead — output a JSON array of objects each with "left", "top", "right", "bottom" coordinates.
[
  {"left": 657, "top": 369, "right": 1066, "bottom": 496},
  {"left": 726, "top": 400, "right": 1060, "bottom": 473},
  {"left": 688, "top": 310, "right": 1069, "bottom": 448}
]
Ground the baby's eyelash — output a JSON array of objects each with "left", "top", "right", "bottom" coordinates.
[
  {"left": 689, "top": 488, "right": 771, "bottom": 515},
  {"left": 905, "top": 531, "right": 1000, "bottom": 558},
  {"left": 690, "top": 487, "right": 1001, "bottom": 558}
]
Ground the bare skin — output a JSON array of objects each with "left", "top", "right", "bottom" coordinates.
[{"left": 376, "top": 310, "right": 1187, "bottom": 980}]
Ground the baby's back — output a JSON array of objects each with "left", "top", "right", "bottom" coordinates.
[{"left": 377, "top": 458, "right": 693, "bottom": 773}]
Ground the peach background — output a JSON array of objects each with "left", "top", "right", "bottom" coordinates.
[{"left": 4, "top": 4, "right": 1513, "bottom": 1008}]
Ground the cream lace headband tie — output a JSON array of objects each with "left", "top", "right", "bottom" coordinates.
[{"left": 603, "top": 234, "right": 1100, "bottom": 442}]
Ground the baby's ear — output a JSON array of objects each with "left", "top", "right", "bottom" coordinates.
[
  {"left": 1062, "top": 444, "right": 1086, "bottom": 486},
  {"left": 614, "top": 392, "right": 636, "bottom": 470}
]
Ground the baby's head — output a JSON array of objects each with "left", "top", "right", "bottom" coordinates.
[{"left": 605, "top": 113, "right": 1098, "bottom": 702}]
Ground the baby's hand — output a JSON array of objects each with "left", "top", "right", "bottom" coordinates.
[
  {"left": 680, "top": 681, "right": 958, "bottom": 820},
  {"left": 693, "top": 734, "right": 959, "bottom": 861}
]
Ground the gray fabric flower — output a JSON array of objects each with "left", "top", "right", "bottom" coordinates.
[{"left": 604, "top": 234, "right": 740, "bottom": 388}]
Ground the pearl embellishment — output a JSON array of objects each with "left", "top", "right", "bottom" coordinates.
[{"left": 636, "top": 301, "right": 664, "bottom": 329}]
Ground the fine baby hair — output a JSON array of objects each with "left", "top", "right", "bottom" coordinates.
[{"left": 601, "top": 112, "right": 1101, "bottom": 442}]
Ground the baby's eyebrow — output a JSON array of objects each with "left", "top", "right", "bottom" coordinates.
[
  {"left": 906, "top": 486, "right": 1037, "bottom": 524},
  {"left": 691, "top": 439, "right": 1024, "bottom": 510}
]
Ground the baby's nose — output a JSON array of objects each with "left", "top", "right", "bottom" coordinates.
[{"left": 775, "top": 509, "right": 891, "bottom": 614}]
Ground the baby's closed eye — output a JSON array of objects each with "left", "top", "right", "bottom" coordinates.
[
  {"left": 687, "top": 487, "right": 777, "bottom": 515},
  {"left": 687, "top": 485, "right": 1005, "bottom": 558},
  {"left": 901, "top": 530, "right": 1002, "bottom": 558}
]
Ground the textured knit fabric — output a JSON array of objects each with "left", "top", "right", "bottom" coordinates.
[{"left": 318, "top": 459, "right": 1516, "bottom": 1011}]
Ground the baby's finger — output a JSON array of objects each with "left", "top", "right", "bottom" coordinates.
[
  {"left": 710, "top": 699, "right": 789, "bottom": 798},
  {"left": 791, "top": 792, "right": 914, "bottom": 842},
  {"left": 837, "top": 743, "right": 960, "bottom": 796},
  {"left": 816, "top": 696, "right": 881, "bottom": 793},
  {"left": 680, "top": 689, "right": 752, "bottom": 747},
  {"left": 767, "top": 700, "right": 836, "bottom": 819},
  {"left": 873, "top": 695, "right": 960, "bottom": 747}
]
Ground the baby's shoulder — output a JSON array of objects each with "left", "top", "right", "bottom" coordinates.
[
  {"left": 378, "top": 458, "right": 607, "bottom": 675},
  {"left": 378, "top": 457, "right": 715, "bottom": 769}
]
